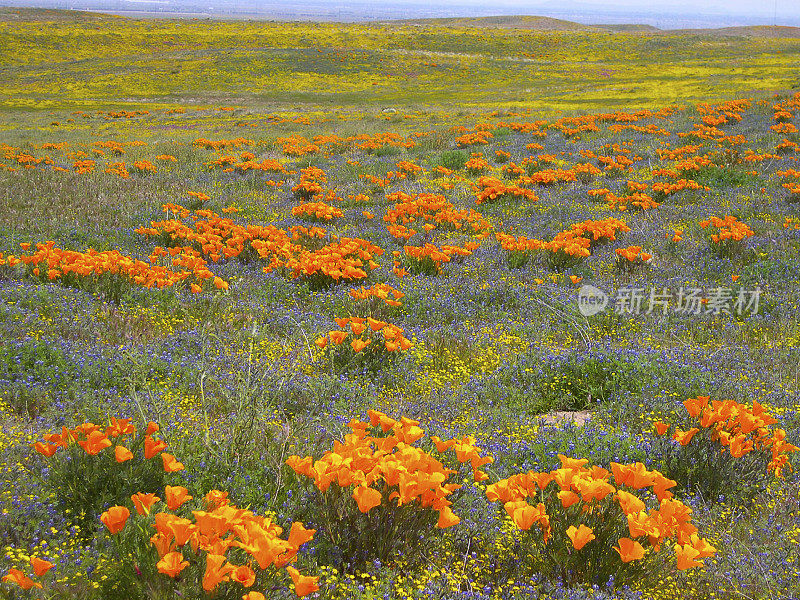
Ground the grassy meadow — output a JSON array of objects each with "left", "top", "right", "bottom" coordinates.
[{"left": 1, "top": 8, "right": 800, "bottom": 600}]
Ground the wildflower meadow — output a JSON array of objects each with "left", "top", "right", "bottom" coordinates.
[{"left": 1, "top": 7, "right": 800, "bottom": 600}]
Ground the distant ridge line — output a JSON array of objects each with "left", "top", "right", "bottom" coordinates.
[{"left": 1, "top": 7, "right": 799, "bottom": 35}]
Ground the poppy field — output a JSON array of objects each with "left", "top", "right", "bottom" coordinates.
[{"left": 1, "top": 9, "right": 800, "bottom": 600}]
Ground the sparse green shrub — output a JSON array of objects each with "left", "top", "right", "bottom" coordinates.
[{"left": 437, "top": 149, "right": 469, "bottom": 171}]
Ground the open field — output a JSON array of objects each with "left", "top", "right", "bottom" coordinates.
[
  {"left": 1, "top": 9, "right": 800, "bottom": 112},
  {"left": 1, "top": 8, "right": 800, "bottom": 600}
]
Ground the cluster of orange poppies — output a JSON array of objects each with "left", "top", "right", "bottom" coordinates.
[
  {"left": 287, "top": 410, "right": 492, "bottom": 526},
  {"left": 13, "top": 417, "right": 319, "bottom": 598},
  {"left": 73, "top": 159, "right": 95, "bottom": 174},
  {"left": 315, "top": 317, "right": 413, "bottom": 353},
  {"left": 104, "top": 161, "right": 130, "bottom": 178},
  {"left": 257, "top": 236, "right": 383, "bottom": 286},
  {"left": 571, "top": 217, "right": 632, "bottom": 248},
  {"left": 784, "top": 217, "right": 800, "bottom": 231},
  {"left": 205, "top": 152, "right": 288, "bottom": 176},
  {"left": 100, "top": 489, "right": 318, "bottom": 597},
  {"left": 655, "top": 143, "right": 703, "bottom": 161},
  {"left": 352, "top": 132, "right": 416, "bottom": 152},
  {"left": 486, "top": 455, "right": 715, "bottom": 572},
  {"left": 699, "top": 215, "right": 754, "bottom": 243},
  {"left": 589, "top": 188, "right": 660, "bottom": 211},
  {"left": 137, "top": 203, "right": 282, "bottom": 263},
  {"left": 654, "top": 397, "right": 798, "bottom": 477},
  {"left": 696, "top": 99, "right": 751, "bottom": 129},
  {"left": 518, "top": 168, "right": 578, "bottom": 187},
  {"left": 32, "top": 418, "right": 184, "bottom": 472},
  {"left": 456, "top": 131, "right": 493, "bottom": 147},
  {"left": 383, "top": 191, "right": 491, "bottom": 241},
  {"left": 651, "top": 178, "right": 710, "bottom": 198},
  {"left": 348, "top": 282, "right": 404, "bottom": 307},
  {"left": 276, "top": 135, "right": 320, "bottom": 156},
  {"left": 550, "top": 114, "right": 600, "bottom": 138},
  {"left": 133, "top": 160, "right": 157, "bottom": 174},
  {"left": 2, "top": 241, "right": 224, "bottom": 295},
  {"left": 496, "top": 217, "right": 630, "bottom": 271},
  {"left": 288, "top": 225, "right": 328, "bottom": 242},
  {"left": 141, "top": 202, "right": 381, "bottom": 286},
  {"left": 465, "top": 152, "right": 490, "bottom": 174},
  {"left": 395, "top": 160, "right": 422, "bottom": 178},
  {"left": 291, "top": 166, "right": 328, "bottom": 199},
  {"left": 93, "top": 140, "right": 127, "bottom": 155},
  {"left": 474, "top": 176, "right": 539, "bottom": 205},
  {"left": 615, "top": 246, "right": 653, "bottom": 272},
  {"left": 291, "top": 201, "right": 344, "bottom": 221},
  {"left": 777, "top": 169, "right": 800, "bottom": 200},
  {"left": 401, "top": 242, "right": 473, "bottom": 275},
  {"left": 1, "top": 557, "right": 54, "bottom": 591}
]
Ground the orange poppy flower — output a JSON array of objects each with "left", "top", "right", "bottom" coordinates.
[
  {"left": 614, "top": 537, "right": 645, "bottom": 563},
  {"left": 157, "top": 551, "right": 189, "bottom": 577},
  {"left": 329, "top": 330, "right": 348, "bottom": 345},
  {"left": 616, "top": 490, "right": 645, "bottom": 515},
  {"left": 162, "top": 453, "right": 185, "bottom": 472},
  {"left": 155, "top": 513, "right": 196, "bottom": 546},
  {"left": 204, "top": 489, "right": 230, "bottom": 509},
  {"left": 286, "top": 566, "right": 320, "bottom": 598},
  {"left": 131, "top": 492, "right": 160, "bottom": 516},
  {"left": 202, "top": 554, "right": 233, "bottom": 592},
  {"left": 566, "top": 524, "right": 595, "bottom": 550},
  {"left": 115, "top": 445, "right": 134, "bottom": 462},
  {"left": 101, "top": 505, "right": 130, "bottom": 535},
  {"left": 367, "top": 318, "right": 387, "bottom": 331},
  {"left": 146, "top": 422, "right": 160, "bottom": 435},
  {"left": 243, "top": 593, "right": 266, "bottom": 600},
  {"left": 314, "top": 337, "right": 328, "bottom": 349},
  {"left": 231, "top": 565, "right": 256, "bottom": 587},
  {"left": 558, "top": 490, "right": 580, "bottom": 508},
  {"left": 673, "top": 427, "right": 700, "bottom": 446},
  {"left": 352, "top": 485, "right": 382, "bottom": 513},
  {"left": 351, "top": 338, "right": 371, "bottom": 352},
  {"left": 674, "top": 543, "right": 703, "bottom": 570},
  {"left": 77, "top": 431, "right": 112, "bottom": 455},
  {"left": 33, "top": 442, "right": 58, "bottom": 457},
  {"left": 1, "top": 569, "right": 42, "bottom": 590},
  {"left": 654, "top": 421, "right": 670, "bottom": 436},
  {"left": 144, "top": 436, "right": 167, "bottom": 459},
  {"left": 30, "top": 557, "right": 54, "bottom": 577},
  {"left": 150, "top": 531, "right": 173, "bottom": 557},
  {"left": 106, "top": 417, "right": 135, "bottom": 438},
  {"left": 164, "top": 485, "right": 193, "bottom": 510},
  {"left": 436, "top": 506, "right": 460, "bottom": 528},
  {"left": 683, "top": 396, "right": 709, "bottom": 418}
]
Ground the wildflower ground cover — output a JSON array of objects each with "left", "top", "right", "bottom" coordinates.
[{"left": 1, "top": 9, "right": 800, "bottom": 600}]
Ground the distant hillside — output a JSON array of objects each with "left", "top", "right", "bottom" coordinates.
[
  {"left": 388, "top": 15, "right": 594, "bottom": 31},
  {"left": 0, "top": 6, "right": 119, "bottom": 21},
  {"left": 667, "top": 25, "right": 800, "bottom": 37},
  {"left": 380, "top": 15, "right": 800, "bottom": 36}
]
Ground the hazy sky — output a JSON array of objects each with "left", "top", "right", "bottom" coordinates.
[
  {"left": 405, "top": 0, "right": 799, "bottom": 19},
  {"left": 8, "top": 0, "right": 800, "bottom": 26}
]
